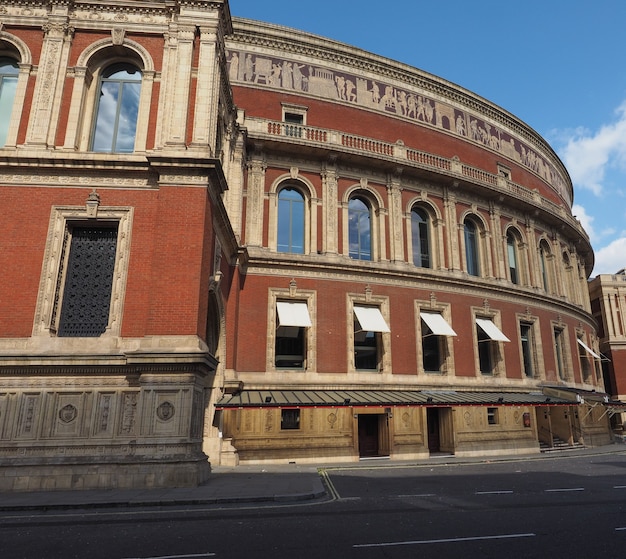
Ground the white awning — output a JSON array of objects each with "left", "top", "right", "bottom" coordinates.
[
  {"left": 476, "top": 318, "right": 510, "bottom": 342},
  {"left": 276, "top": 301, "right": 312, "bottom": 327},
  {"left": 577, "top": 338, "right": 601, "bottom": 359},
  {"left": 354, "top": 305, "right": 390, "bottom": 333},
  {"left": 421, "top": 312, "right": 457, "bottom": 336}
]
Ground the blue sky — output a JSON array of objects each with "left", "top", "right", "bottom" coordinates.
[{"left": 230, "top": 0, "right": 626, "bottom": 277}]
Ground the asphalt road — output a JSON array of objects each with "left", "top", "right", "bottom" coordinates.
[{"left": 3, "top": 453, "right": 626, "bottom": 559}]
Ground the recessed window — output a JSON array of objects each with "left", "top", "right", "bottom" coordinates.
[
  {"left": 487, "top": 407, "right": 498, "bottom": 425},
  {"left": 411, "top": 207, "right": 431, "bottom": 268},
  {"left": 353, "top": 305, "right": 389, "bottom": 371},
  {"left": 92, "top": 64, "right": 142, "bottom": 153},
  {"left": 420, "top": 311, "right": 456, "bottom": 374},
  {"left": 281, "top": 409, "right": 300, "bottom": 430},
  {"left": 275, "top": 301, "right": 311, "bottom": 369},
  {"left": 464, "top": 218, "right": 480, "bottom": 276},
  {"left": 56, "top": 225, "right": 119, "bottom": 337},
  {"left": 476, "top": 317, "right": 509, "bottom": 376},
  {"left": 506, "top": 231, "right": 519, "bottom": 284},
  {"left": 539, "top": 240, "right": 552, "bottom": 292},
  {"left": 520, "top": 323, "right": 535, "bottom": 378},
  {"left": 277, "top": 187, "right": 305, "bottom": 254},
  {"left": 349, "top": 197, "right": 372, "bottom": 261},
  {"left": 554, "top": 327, "right": 566, "bottom": 380},
  {"left": 0, "top": 58, "right": 19, "bottom": 147}
]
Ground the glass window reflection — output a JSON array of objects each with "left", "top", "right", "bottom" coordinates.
[
  {"left": 349, "top": 197, "right": 371, "bottom": 260},
  {"left": 0, "top": 59, "right": 19, "bottom": 147},
  {"left": 92, "top": 64, "right": 141, "bottom": 153},
  {"left": 277, "top": 187, "right": 305, "bottom": 253},
  {"left": 411, "top": 207, "right": 431, "bottom": 268}
]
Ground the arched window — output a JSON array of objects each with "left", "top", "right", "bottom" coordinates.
[
  {"left": 464, "top": 218, "right": 480, "bottom": 276},
  {"left": 411, "top": 206, "right": 431, "bottom": 268},
  {"left": 91, "top": 64, "right": 141, "bottom": 152},
  {"left": 0, "top": 59, "right": 19, "bottom": 147},
  {"left": 277, "top": 187, "right": 305, "bottom": 254},
  {"left": 506, "top": 230, "right": 519, "bottom": 284},
  {"left": 349, "top": 197, "right": 371, "bottom": 260},
  {"left": 539, "top": 240, "right": 551, "bottom": 291}
]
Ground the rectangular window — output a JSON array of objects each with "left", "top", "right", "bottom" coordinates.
[
  {"left": 476, "top": 317, "right": 509, "bottom": 376},
  {"left": 275, "top": 301, "right": 311, "bottom": 369},
  {"left": 487, "top": 407, "right": 498, "bottom": 425},
  {"left": 56, "top": 225, "right": 118, "bottom": 337},
  {"left": 420, "top": 311, "right": 457, "bottom": 374},
  {"left": 281, "top": 409, "right": 300, "bottom": 430},
  {"left": 577, "top": 337, "right": 600, "bottom": 382},
  {"left": 520, "top": 323, "right": 535, "bottom": 378},
  {"left": 554, "top": 328, "right": 566, "bottom": 380},
  {"left": 353, "top": 305, "right": 389, "bottom": 371}
]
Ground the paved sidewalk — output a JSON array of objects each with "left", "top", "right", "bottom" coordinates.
[{"left": 0, "top": 444, "right": 624, "bottom": 512}]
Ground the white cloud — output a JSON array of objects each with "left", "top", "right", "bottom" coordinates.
[
  {"left": 571, "top": 203, "right": 596, "bottom": 241},
  {"left": 592, "top": 237, "right": 626, "bottom": 276},
  {"left": 559, "top": 101, "right": 626, "bottom": 195}
]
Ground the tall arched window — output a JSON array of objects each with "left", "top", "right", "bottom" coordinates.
[
  {"left": 349, "top": 197, "right": 371, "bottom": 260},
  {"left": 464, "top": 218, "right": 480, "bottom": 276},
  {"left": 277, "top": 187, "right": 305, "bottom": 254},
  {"left": 0, "top": 59, "right": 19, "bottom": 147},
  {"left": 539, "top": 240, "right": 551, "bottom": 291},
  {"left": 91, "top": 64, "right": 141, "bottom": 152},
  {"left": 411, "top": 206, "right": 431, "bottom": 268},
  {"left": 506, "top": 230, "right": 519, "bottom": 284}
]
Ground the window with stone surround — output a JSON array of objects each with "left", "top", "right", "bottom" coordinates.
[{"left": 33, "top": 203, "right": 133, "bottom": 338}]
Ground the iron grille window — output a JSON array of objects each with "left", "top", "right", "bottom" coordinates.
[{"left": 57, "top": 226, "right": 118, "bottom": 337}]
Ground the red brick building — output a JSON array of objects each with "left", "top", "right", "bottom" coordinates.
[{"left": 0, "top": 0, "right": 613, "bottom": 489}]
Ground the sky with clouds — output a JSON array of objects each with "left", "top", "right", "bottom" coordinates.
[{"left": 231, "top": 0, "right": 626, "bottom": 277}]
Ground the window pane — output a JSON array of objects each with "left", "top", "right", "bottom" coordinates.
[
  {"left": 411, "top": 208, "right": 431, "bottom": 268},
  {"left": 277, "top": 188, "right": 305, "bottom": 253},
  {"left": 0, "top": 60, "right": 19, "bottom": 147},
  {"left": 92, "top": 66, "right": 141, "bottom": 153},
  {"left": 422, "top": 323, "right": 442, "bottom": 372},
  {"left": 507, "top": 233, "right": 518, "bottom": 284},
  {"left": 464, "top": 220, "right": 479, "bottom": 276},
  {"left": 349, "top": 198, "right": 371, "bottom": 260},
  {"left": 520, "top": 324, "right": 534, "bottom": 378}
]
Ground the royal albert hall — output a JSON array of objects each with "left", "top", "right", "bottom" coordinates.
[{"left": 0, "top": 0, "right": 612, "bottom": 490}]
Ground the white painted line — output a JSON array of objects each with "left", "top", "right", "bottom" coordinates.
[
  {"left": 396, "top": 493, "right": 436, "bottom": 498},
  {"left": 544, "top": 488, "right": 585, "bottom": 493},
  {"left": 616, "top": 527, "right": 626, "bottom": 531},
  {"left": 353, "top": 533, "right": 536, "bottom": 548},
  {"left": 475, "top": 491, "right": 514, "bottom": 495},
  {"left": 122, "top": 553, "right": 216, "bottom": 559},
  {"left": 614, "top": 486, "right": 626, "bottom": 489}
]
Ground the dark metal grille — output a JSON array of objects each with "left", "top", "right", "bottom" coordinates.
[{"left": 57, "top": 226, "right": 118, "bottom": 337}]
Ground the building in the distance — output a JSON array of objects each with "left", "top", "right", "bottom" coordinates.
[
  {"left": 589, "top": 270, "right": 626, "bottom": 433},
  {"left": 0, "top": 0, "right": 613, "bottom": 490}
]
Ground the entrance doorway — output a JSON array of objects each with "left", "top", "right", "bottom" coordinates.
[
  {"left": 358, "top": 414, "right": 390, "bottom": 458},
  {"left": 427, "top": 408, "right": 441, "bottom": 453}
]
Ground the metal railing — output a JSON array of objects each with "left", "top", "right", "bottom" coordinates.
[{"left": 248, "top": 117, "right": 589, "bottom": 243}]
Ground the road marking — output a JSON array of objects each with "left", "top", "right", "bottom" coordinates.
[
  {"left": 614, "top": 486, "right": 626, "bottom": 489},
  {"left": 122, "top": 554, "right": 216, "bottom": 559},
  {"left": 396, "top": 493, "right": 436, "bottom": 498},
  {"left": 354, "top": 533, "right": 535, "bottom": 548},
  {"left": 616, "top": 527, "right": 626, "bottom": 531},
  {"left": 544, "top": 488, "right": 585, "bottom": 493},
  {"left": 475, "top": 491, "right": 514, "bottom": 495}
]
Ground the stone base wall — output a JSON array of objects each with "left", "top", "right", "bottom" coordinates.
[
  {"left": 0, "top": 456, "right": 210, "bottom": 492},
  {"left": 0, "top": 368, "right": 213, "bottom": 491}
]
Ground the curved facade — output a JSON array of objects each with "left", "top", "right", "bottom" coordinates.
[
  {"left": 0, "top": 1, "right": 611, "bottom": 490},
  {"left": 215, "top": 17, "right": 609, "bottom": 463}
]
